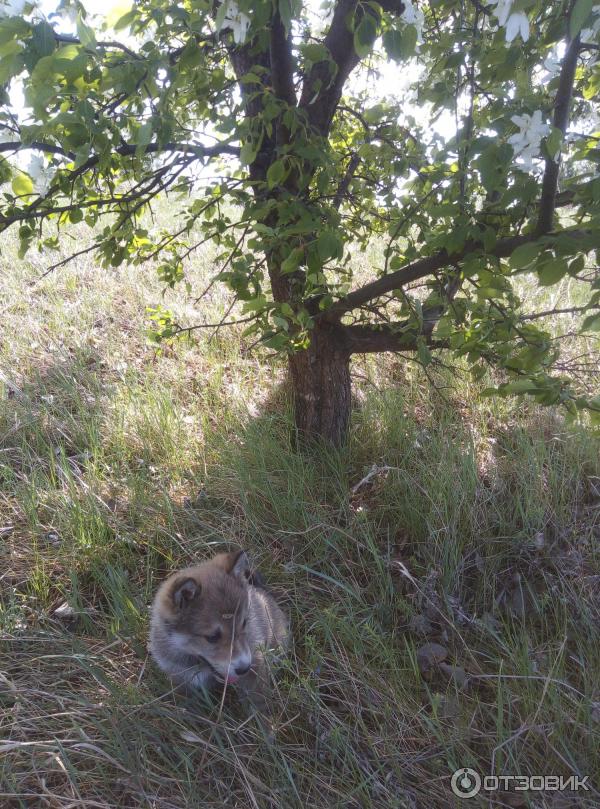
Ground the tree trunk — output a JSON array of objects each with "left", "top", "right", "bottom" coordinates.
[{"left": 288, "top": 324, "right": 351, "bottom": 447}]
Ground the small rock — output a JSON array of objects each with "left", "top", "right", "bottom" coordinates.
[
  {"left": 43, "top": 531, "right": 61, "bottom": 546},
  {"left": 408, "top": 613, "right": 433, "bottom": 635},
  {"left": 438, "top": 662, "right": 469, "bottom": 689},
  {"left": 416, "top": 642, "right": 448, "bottom": 674},
  {"left": 53, "top": 602, "right": 77, "bottom": 621},
  {"left": 533, "top": 531, "right": 545, "bottom": 550}
]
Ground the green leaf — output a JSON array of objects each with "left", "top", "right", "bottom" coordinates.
[
  {"left": 537, "top": 257, "right": 568, "bottom": 286},
  {"left": 300, "top": 42, "right": 329, "bottom": 64},
  {"left": 77, "top": 14, "right": 97, "bottom": 47},
  {"left": 383, "top": 29, "right": 404, "bottom": 61},
  {"left": 476, "top": 143, "right": 512, "bottom": 193},
  {"left": 281, "top": 247, "right": 304, "bottom": 274},
  {"left": 0, "top": 38, "right": 22, "bottom": 62},
  {"left": 134, "top": 121, "right": 153, "bottom": 148},
  {"left": 400, "top": 23, "right": 418, "bottom": 56},
  {"left": 509, "top": 242, "right": 539, "bottom": 269},
  {"left": 106, "top": 1, "right": 134, "bottom": 29},
  {"left": 545, "top": 127, "right": 563, "bottom": 161},
  {"left": 18, "top": 237, "right": 32, "bottom": 259},
  {"left": 482, "top": 227, "right": 496, "bottom": 252},
  {"left": 242, "top": 294, "right": 267, "bottom": 313},
  {"left": 584, "top": 395, "right": 600, "bottom": 426},
  {"left": 353, "top": 14, "right": 378, "bottom": 58},
  {"left": 568, "top": 254, "right": 585, "bottom": 274},
  {"left": 266, "top": 159, "right": 287, "bottom": 188},
  {"left": 316, "top": 230, "right": 342, "bottom": 262},
  {"left": 214, "top": 0, "right": 229, "bottom": 34},
  {"left": 240, "top": 133, "right": 263, "bottom": 166},
  {"left": 12, "top": 172, "right": 33, "bottom": 197},
  {"left": 417, "top": 339, "right": 432, "bottom": 367},
  {"left": 114, "top": 9, "right": 137, "bottom": 30},
  {"left": 502, "top": 379, "right": 540, "bottom": 394},
  {"left": 53, "top": 44, "right": 81, "bottom": 63},
  {"left": 30, "top": 21, "right": 56, "bottom": 60},
  {"left": 278, "top": 0, "right": 295, "bottom": 35},
  {"left": 581, "top": 312, "right": 600, "bottom": 332},
  {"left": 570, "top": 0, "right": 594, "bottom": 37}
]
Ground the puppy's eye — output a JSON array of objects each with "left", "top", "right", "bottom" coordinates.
[{"left": 205, "top": 630, "right": 222, "bottom": 644}]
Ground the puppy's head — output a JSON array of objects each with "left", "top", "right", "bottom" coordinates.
[{"left": 165, "top": 550, "right": 253, "bottom": 684}]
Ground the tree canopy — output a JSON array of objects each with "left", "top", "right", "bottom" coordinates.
[{"left": 1, "top": 0, "right": 599, "bottom": 436}]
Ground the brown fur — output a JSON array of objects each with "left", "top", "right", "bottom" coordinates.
[{"left": 149, "top": 551, "right": 288, "bottom": 712}]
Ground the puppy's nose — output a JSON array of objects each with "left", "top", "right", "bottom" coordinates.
[{"left": 235, "top": 663, "right": 251, "bottom": 676}]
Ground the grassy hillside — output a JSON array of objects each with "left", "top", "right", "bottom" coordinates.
[{"left": 1, "top": 224, "right": 599, "bottom": 808}]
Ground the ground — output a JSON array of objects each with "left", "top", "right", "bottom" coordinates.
[{"left": 0, "top": 216, "right": 599, "bottom": 808}]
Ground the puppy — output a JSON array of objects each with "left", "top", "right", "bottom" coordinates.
[{"left": 149, "top": 550, "right": 288, "bottom": 712}]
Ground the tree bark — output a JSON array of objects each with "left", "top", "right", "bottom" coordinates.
[{"left": 288, "top": 324, "right": 351, "bottom": 447}]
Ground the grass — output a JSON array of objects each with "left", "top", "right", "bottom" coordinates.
[{"left": 0, "top": 223, "right": 599, "bottom": 808}]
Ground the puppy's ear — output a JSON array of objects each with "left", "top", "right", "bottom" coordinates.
[
  {"left": 171, "top": 577, "right": 200, "bottom": 609},
  {"left": 213, "top": 550, "right": 253, "bottom": 581},
  {"left": 229, "top": 550, "right": 250, "bottom": 580},
  {"left": 218, "top": 549, "right": 251, "bottom": 581}
]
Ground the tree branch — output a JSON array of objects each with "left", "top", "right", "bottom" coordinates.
[
  {"left": 520, "top": 304, "right": 600, "bottom": 321},
  {"left": 269, "top": 10, "right": 296, "bottom": 107},
  {"left": 299, "top": 0, "right": 404, "bottom": 136},
  {"left": 0, "top": 140, "right": 75, "bottom": 159},
  {"left": 53, "top": 32, "right": 142, "bottom": 60},
  {"left": 167, "top": 315, "right": 258, "bottom": 336},
  {"left": 318, "top": 235, "right": 525, "bottom": 317},
  {"left": 342, "top": 323, "right": 448, "bottom": 354},
  {"left": 422, "top": 268, "right": 463, "bottom": 338},
  {"left": 299, "top": 0, "right": 358, "bottom": 136},
  {"left": 37, "top": 244, "right": 100, "bottom": 280},
  {"left": 269, "top": 7, "right": 297, "bottom": 159},
  {"left": 226, "top": 40, "right": 274, "bottom": 180},
  {"left": 0, "top": 155, "right": 195, "bottom": 227},
  {"left": 0, "top": 139, "right": 239, "bottom": 164},
  {"left": 536, "top": 32, "right": 580, "bottom": 235},
  {"left": 332, "top": 152, "right": 360, "bottom": 210},
  {"left": 316, "top": 229, "right": 588, "bottom": 319}
]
